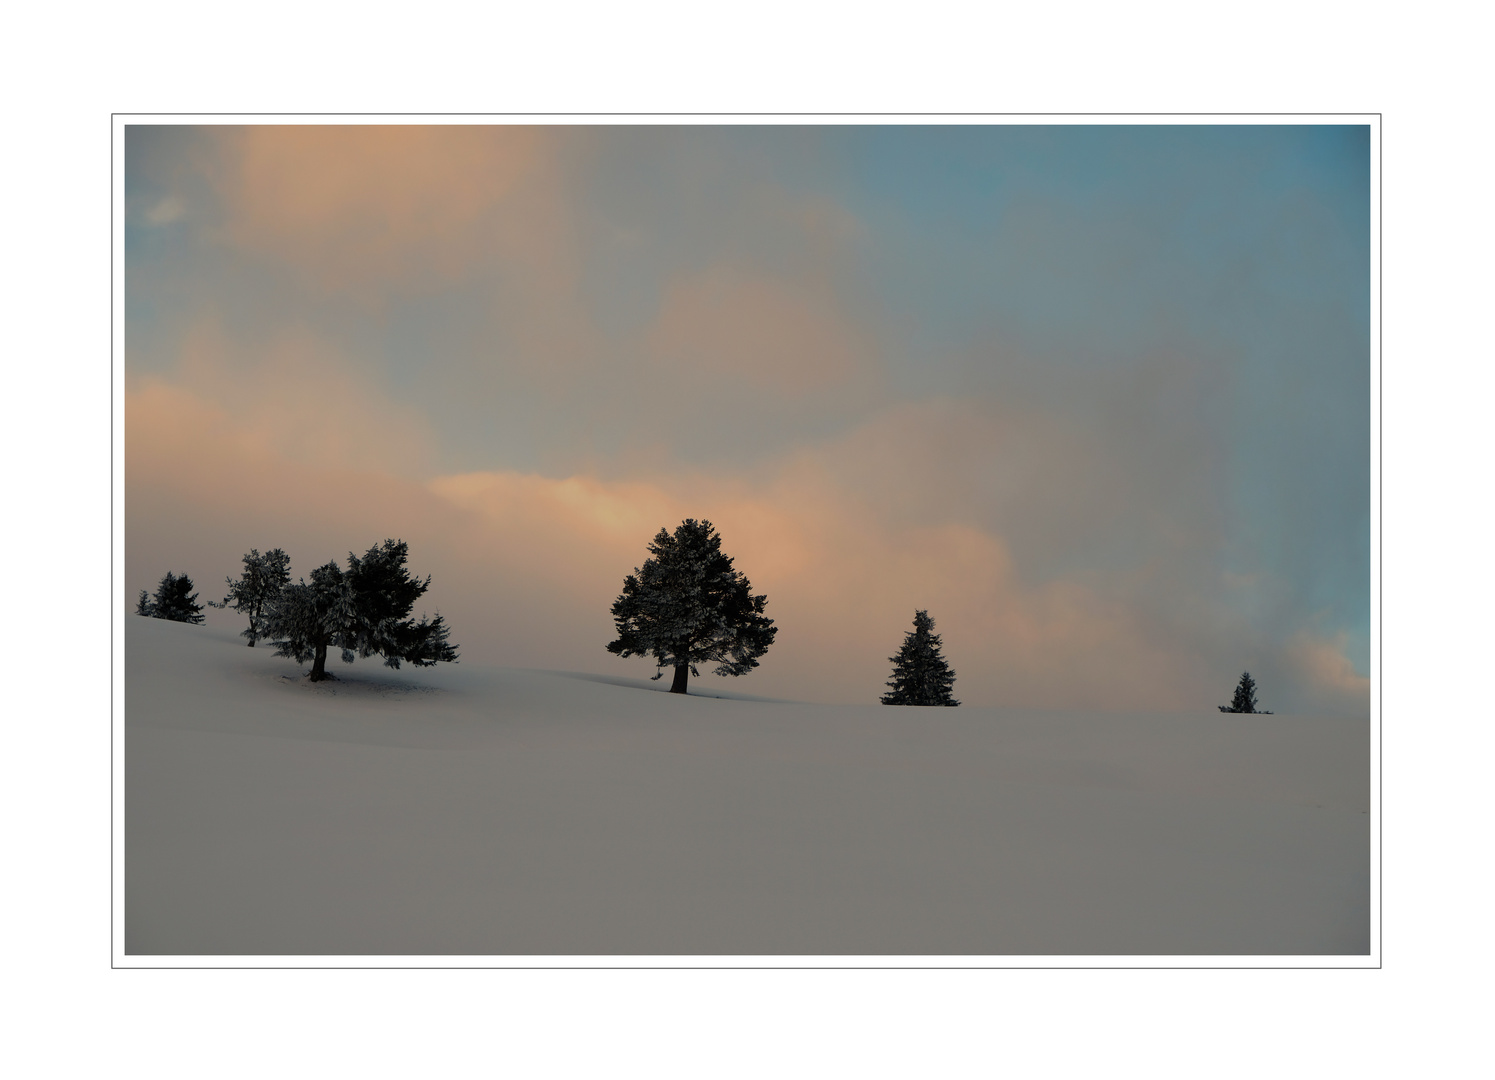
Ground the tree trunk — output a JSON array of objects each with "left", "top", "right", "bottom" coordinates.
[
  {"left": 309, "top": 640, "right": 330, "bottom": 681},
  {"left": 669, "top": 662, "right": 690, "bottom": 694}
]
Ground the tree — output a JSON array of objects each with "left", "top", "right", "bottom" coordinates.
[
  {"left": 209, "top": 548, "right": 291, "bottom": 646},
  {"left": 143, "top": 571, "right": 205, "bottom": 624},
  {"left": 1218, "top": 671, "right": 1273, "bottom": 714},
  {"left": 264, "top": 539, "right": 458, "bottom": 682},
  {"left": 881, "top": 610, "right": 959, "bottom": 706},
  {"left": 607, "top": 519, "right": 777, "bottom": 694}
]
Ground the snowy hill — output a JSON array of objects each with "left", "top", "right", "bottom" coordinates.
[{"left": 124, "top": 617, "right": 1369, "bottom": 956}]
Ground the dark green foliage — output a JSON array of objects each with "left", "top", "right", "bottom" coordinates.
[
  {"left": 882, "top": 610, "right": 959, "bottom": 706},
  {"left": 145, "top": 571, "right": 205, "bottom": 624},
  {"left": 607, "top": 519, "right": 777, "bottom": 694},
  {"left": 209, "top": 548, "right": 291, "bottom": 646},
  {"left": 263, "top": 560, "right": 354, "bottom": 681},
  {"left": 343, "top": 539, "right": 459, "bottom": 669},
  {"left": 1218, "top": 671, "right": 1273, "bottom": 714},
  {"left": 264, "top": 539, "right": 458, "bottom": 682}
]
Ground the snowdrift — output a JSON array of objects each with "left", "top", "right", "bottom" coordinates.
[{"left": 124, "top": 618, "right": 1369, "bottom": 955}]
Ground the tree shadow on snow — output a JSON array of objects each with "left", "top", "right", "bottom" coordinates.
[{"left": 537, "top": 669, "right": 801, "bottom": 704}]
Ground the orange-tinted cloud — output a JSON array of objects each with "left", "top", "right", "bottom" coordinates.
[
  {"left": 1286, "top": 631, "right": 1372, "bottom": 712},
  {"left": 212, "top": 125, "right": 555, "bottom": 292},
  {"left": 135, "top": 320, "right": 436, "bottom": 477},
  {"left": 645, "top": 265, "right": 868, "bottom": 395},
  {"left": 426, "top": 453, "right": 1215, "bottom": 711},
  {"left": 127, "top": 362, "right": 1369, "bottom": 714}
]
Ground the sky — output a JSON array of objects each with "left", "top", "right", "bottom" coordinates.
[{"left": 124, "top": 123, "right": 1371, "bottom": 713}]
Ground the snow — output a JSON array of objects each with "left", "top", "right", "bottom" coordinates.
[{"left": 125, "top": 617, "right": 1369, "bottom": 956}]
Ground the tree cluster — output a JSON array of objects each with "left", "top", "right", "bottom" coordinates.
[
  {"left": 605, "top": 520, "right": 1282, "bottom": 713},
  {"left": 605, "top": 520, "right": 966, "bottom": 703},
  {"left": 137, "top": 540, "right": 457, "bottom": 682},
  {"left": 263, "top": 539, "right": 459, "bottom": 681},
  {"left": 135, "top": 572, "right": 205, "bottom": 624},
  {"left": 138, "top": 522, "right": 1277, "bottom": 712}
]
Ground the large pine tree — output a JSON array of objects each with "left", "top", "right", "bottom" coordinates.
[
  {"left": 264, "top": 539, "right": 458, "bottom": 681},
  {"left": 881, "top": 610, "right": 959, "bottom": 706},
  {"left": 607, "top": 519, "right": 777, "bottom": 694},
  {"left": 209, "top": 548, "right": 291, "bottom": 646}
]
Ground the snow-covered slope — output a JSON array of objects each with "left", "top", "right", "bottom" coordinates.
[{"left": 124, "top": 617, "right": 1369, "bottom": 956}]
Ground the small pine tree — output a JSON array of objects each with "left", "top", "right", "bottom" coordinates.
[
  {"left": 135, "top": 589, "right": 154, "bottom": 616},
  {"left": 1218, "top": 671, "right": 1273, "bottom": 714},
  {"left": 881, "top": 610, "right": 959, "bottom": 706},
  {"left": 607, "top": 519, "right": 777, "bottom": 694},
  {"left": 210, "top": 548, "right": 292, "bottom": 646},
  {"left": 148, "top": 571, "right": 205, "bottom": 624},
  {"left": 263, "top": 539, "right": 458, "bottom": 682}
]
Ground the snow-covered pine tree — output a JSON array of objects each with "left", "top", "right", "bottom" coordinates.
[
  {"left": 209, "top": 548, "right": 292, "bottom": 646},
  {"left": 1218, "top": 671, "right": 1272, "bottom": 714},
  {"left": 342, "top": 538, "right": 458, "bottom": 671},
  {"left": 263, "top": 560, "right": 355, "bottom": 681},
  {"left": 263, "top": 539, "right": 458, "bottom": 682},
  {"left": 881, "top": 610, "right": 959, "bottom": 706},
  {"left": 607, "top": 519, "right": 777, "bottom": 694},
  {"left": 135, "top": 589, "right": 153, "bottom": 616},
  {"left": 147, "top": 571, "right": 205, "bottom": 624}
]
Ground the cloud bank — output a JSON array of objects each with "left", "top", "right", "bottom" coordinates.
[{"left": 125, "top": 124, "right": 1370, "bottom": 713}]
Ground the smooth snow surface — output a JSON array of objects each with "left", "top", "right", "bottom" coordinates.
[{"left": 125, "top": 618, "right": 1369, "bottom": 955}]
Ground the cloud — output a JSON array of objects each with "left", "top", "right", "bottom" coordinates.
[
  {"left": 210, "top": 125, "right": 555, "bottom": 292},
  {"left": 127, "top": 370, "right": 1368, "bottom": 714},
  {"left": 645, "top": 265, "right": 869, "bottom": 395},
  {"left": 423, "top": 408, "right": 1361, "bottom": 713},
  {"left": 139, "top": 320, "right": 437, "bottom": 478},
  {"left": 145, "top": 196, "right": 185, "bottom": 225},
  {"left": 422, "top": 457, "right": 1201, "bottom": 709},
  {"left": 1284, "top": 631, "right": 1372, "bottom": 711}
]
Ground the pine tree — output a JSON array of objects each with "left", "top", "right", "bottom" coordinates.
[
  {"left": 264, "top": 560, "right": 354, "bottom": 681},
  {"left": 607, "top": 519, "right": 777, "bottom": 694},
  {"left": 147, "top": 571, "right": 205, "bottom": 624},
  {"left": 209, "top": 548, "right": 292, "bottom": 646},
  {"left": 1218, "top": 671, "right": 1273, "bottom": 714},
  {"left": 342, "top": 539, "right": 458, "bottom": 671},
  {"left": 881, "top": 610, "right": 959, "bottom": 706},
  {"left": 135, "top": 589, "right": 153, "bottom": 617},
  {"left": 263, "top": 539, "right": 458, "bottom": 682}
]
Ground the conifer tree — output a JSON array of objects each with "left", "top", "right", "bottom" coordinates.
[
  {"left": 146, "top": 571, "right": 205, "bottom": 624},
  {"left": 881, "top": 610, "right": 959, "bottom": 706},
  {"left": 135, "top": 589, "right": 153, "bottom": 617},
  {"left": 263, "top": 539, "right": 457, "bottom": 682},
  {"left": 1218, "top": 672, "right": 1272, "bottom": 714},
  {"left": 209, "top": 548, "right": 292, "bottom": 646},
  {"left": 607, "top": 519, "right": 777, "bottom": 694}
]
